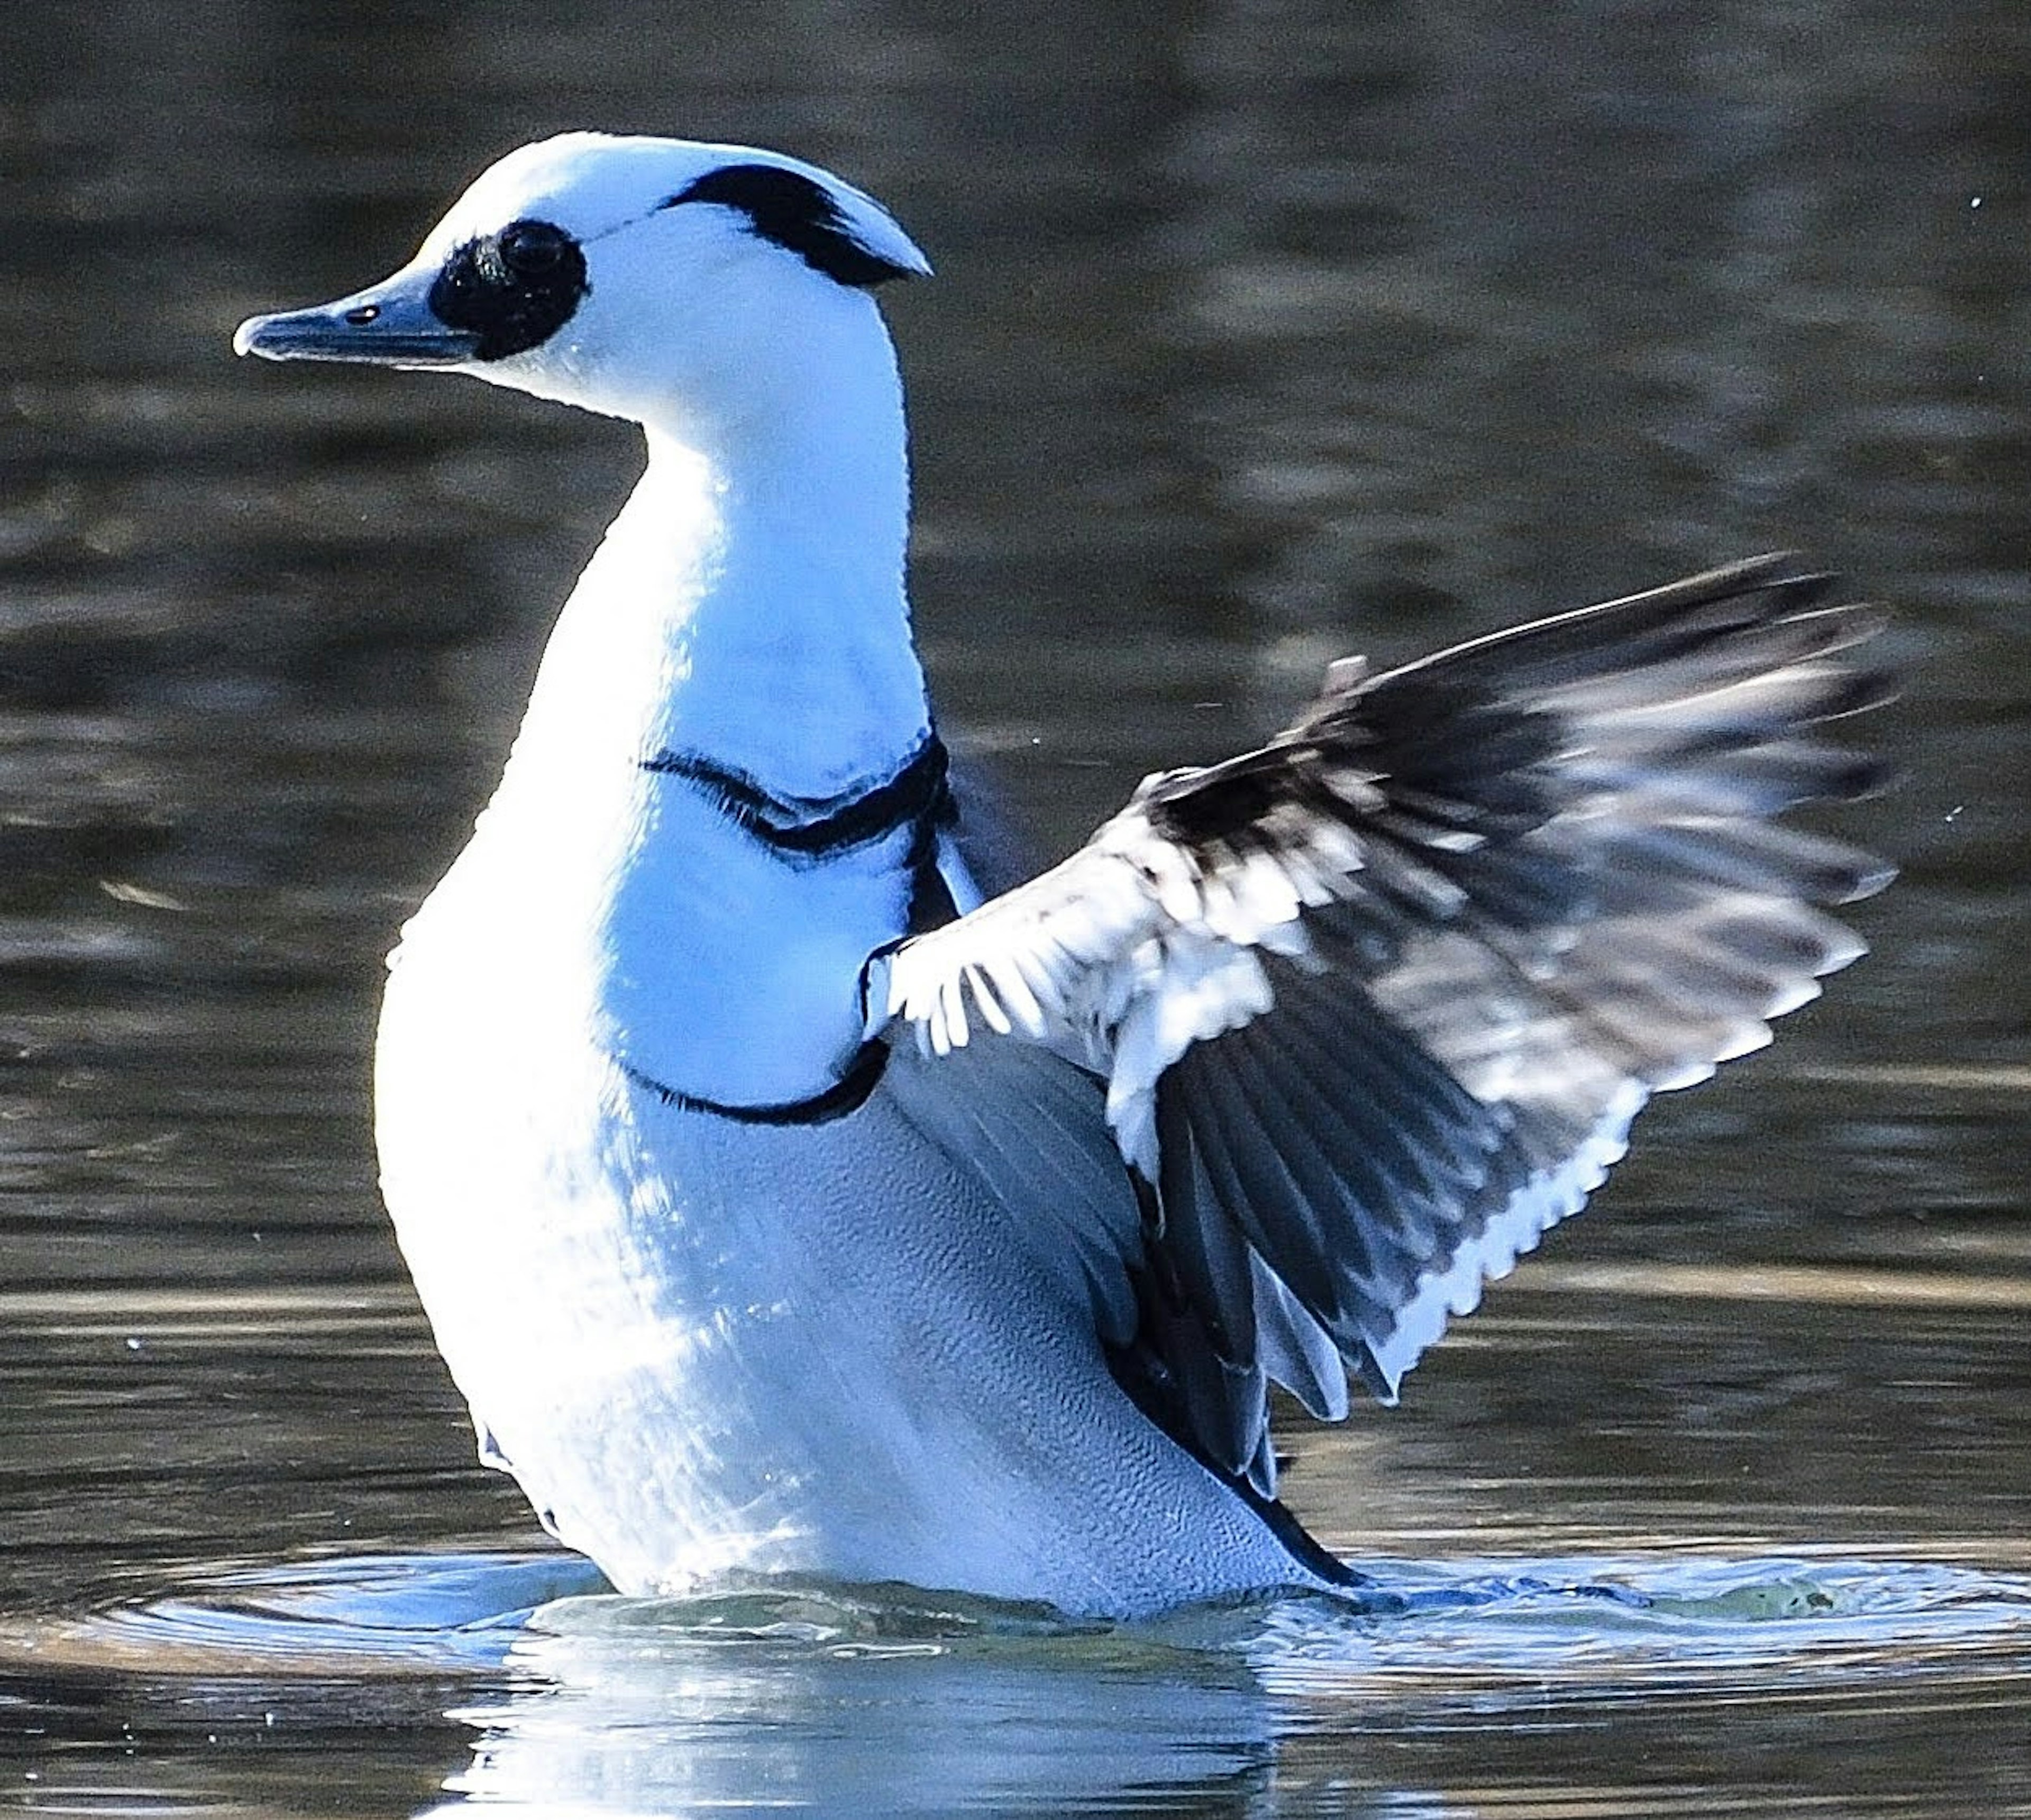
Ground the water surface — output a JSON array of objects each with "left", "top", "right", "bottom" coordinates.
[{"left": 2, "top": 1, "right": 2027, "bottom": 1813}]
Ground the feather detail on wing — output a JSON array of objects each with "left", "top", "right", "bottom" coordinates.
[{"left": 868, "top": 555, "right": 1894, "bottom": 1489}]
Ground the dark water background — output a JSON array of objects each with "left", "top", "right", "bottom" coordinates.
[{"left": 1, "top": 2, "right": 2027, "bottom": 1814}]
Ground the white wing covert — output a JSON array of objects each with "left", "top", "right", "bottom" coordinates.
[{"left": 870, "top": 556, "right": 1894, "bottom": 1494}]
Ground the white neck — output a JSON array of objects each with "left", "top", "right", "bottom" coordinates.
[
  {"left": 504, "top": 299, "right": 928, "bottom": 799},
  {"left": 395, "top": 286, "right": 934, "bottom": 1108}
]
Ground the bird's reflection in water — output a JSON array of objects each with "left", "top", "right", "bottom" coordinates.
[
  {"left": 24, "top": 1550, "right": 2031, "bottom": 1819},
  {"left": 436, "top": 1592, "right": 1285, "bottom": 1818},
  {"left": 406, "top": 1558, "right": 2031, "bottom": 1818}
]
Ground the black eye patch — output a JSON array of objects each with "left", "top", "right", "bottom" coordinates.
[{"left": 428, "top": 218, "right": 589, "bottom": 360}]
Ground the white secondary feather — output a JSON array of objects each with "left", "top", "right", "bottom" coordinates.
[{"left": 873, "top": 556, "right": 1892, "bottom": 1433}]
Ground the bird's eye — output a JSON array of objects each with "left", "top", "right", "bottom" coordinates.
[
  {"left": 496, "top": 221, "right": 569, "bottom": 277},
  {"left": 431, "top": 217, "right": 588, "bottom": 361}
]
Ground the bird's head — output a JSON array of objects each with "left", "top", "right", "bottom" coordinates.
[{"left": 234, "top": 132, "right": 930, "bottom": 436}]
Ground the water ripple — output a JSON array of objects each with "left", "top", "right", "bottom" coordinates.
[{"left": 10, "top": 1547, "right": 2028, "bottom": 1701}]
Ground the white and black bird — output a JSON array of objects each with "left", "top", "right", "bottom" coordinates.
[{"left": 236, "top": 133, "right": 1893, "bottom": 1619}]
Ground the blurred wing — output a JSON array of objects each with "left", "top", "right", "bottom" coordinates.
[{"left": 870, "top": 555, "right": 1894, "bottom": 1489}]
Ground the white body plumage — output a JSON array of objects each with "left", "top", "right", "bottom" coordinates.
[
  {"left": 236, "top": 133, "right": 1891, "bottom": 1618},
  {"left": 371, "top": 409, "right": 1309, "bottom": 1607}
]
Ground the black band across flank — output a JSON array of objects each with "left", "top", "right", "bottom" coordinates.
[
  {"left": 428, "top": 217, "right": 589, "bottom": 360},
  {"left": 642, "top": 734, "right": 952, "bottom": 859},
  {"left": 662, "top": 164, "right": 918, "bottom": 288},
  {"left": 620, "top": 1040, "right": 890, "bottom": 1127}
]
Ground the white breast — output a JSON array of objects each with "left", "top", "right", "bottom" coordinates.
[
  {"left": 377, "top": 883, "right": 1313, "bottom": 1606},
  {"left": 598, "top": 777, "right": 917, "bottom": 1104}
]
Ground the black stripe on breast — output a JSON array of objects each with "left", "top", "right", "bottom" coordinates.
[
  {"left": 621, "top": 1039, "right": 890, "bottom": 1127},
  {"left": 643, "top": 734, "right": 951, "bottom": 859}
]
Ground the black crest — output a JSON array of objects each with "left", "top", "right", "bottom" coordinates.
[
  {"left": 663, "top": 164, "right": 917, "bottom": 289},
  {"left": 428, "top": 218, "right": 590, "bottom": 361}
]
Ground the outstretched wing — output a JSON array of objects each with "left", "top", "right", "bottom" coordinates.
[{"left": 870, "top": 555, "right": 1894, "bottom": 1492}]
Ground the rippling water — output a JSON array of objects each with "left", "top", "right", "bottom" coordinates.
[
  {"left": 6, "top": 1551, "right": 2030, "bottom": 1814},
  {"left": 2, "top": 1, "right": 2027, "bottom": 1813}
]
